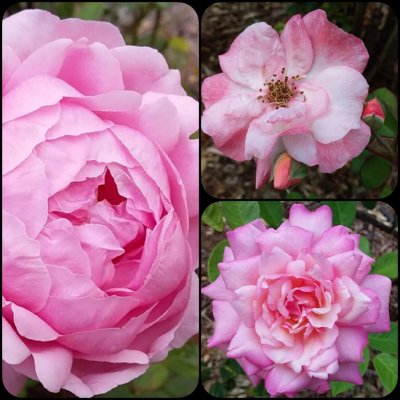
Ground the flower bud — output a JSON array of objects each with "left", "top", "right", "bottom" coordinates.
[
  {"left": 362, "top": 98, "right": 385, "bottom": 128},
  {"left": 272, "top": 152, "right": 304, "bottom": 190}
]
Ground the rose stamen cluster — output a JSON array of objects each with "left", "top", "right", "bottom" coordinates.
[
  {"left": 202, "top": 204, "right": 391, "bottom": 397},
  {"left": 257, "top": 67, "right": 305, "bottom": 109}
]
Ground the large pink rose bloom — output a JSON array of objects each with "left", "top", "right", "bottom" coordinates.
[
  {"left": 3, "top": 10, "right": 198, "bottom": 397},
  {"left": 202, "top": 204, "right": 391, "bottom": 397},
  {"left": 202, "top": 10, "right": 370, "bottom": 188}
]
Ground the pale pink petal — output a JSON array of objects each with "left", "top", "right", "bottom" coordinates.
[
  {"left": 360, "top": 274, "right": 391, "bottom": 332},
  {"left": 289, "top": 204, "right": 332, "bottom": 238},
  {"left": 335, "top": 327, "right": 368, "bottom": 363},
  {"left": 201, "top": 276, "right": 235, "bottom": 302},
  {"left": 74, "top": 223, "right": 123, "bottom": 287},
  {"left": 112, "top": 46, "right": 183, "bottom": 95},
  {"left": 57, "top": 41, "right": 124, "bottom": 95},
  {"left": 2, "top": 318, "right": 30, "bottom": 365},
  {"left": 219, "top": 22, "right": 285, "bottom": 89},
  {"left": 257, "top": 226, "right": 314, "bottom": 258},
  {"left": 227, "top": 323, "right": 271, "bottom": 367},
  {"left": 69, "top": 360, "right": 148, "bottom": 396},
  {"left": 306, "top": 346, "right": 339, "bottom": 379},
  {"left": 311, "top": 66, "right": 369, "bottom": 144},
  {"left": 219, "top": 256, "right": 260, "bottom": 291},
  {"left": 328, "top": 251, "right": 362, "bottom": 279},
  {"left": 38, "top": 294, "right": 139, "bottom": 335},
  {"left": 3, "top": 104, "right": 60, "bottom": 174},
  {"left": 46, "top": 102, "right": 112, "bottom": 139},
  {"left": 230, "top": 286, "right": 258, "bottom": 327},
  {"left": 208, "top": 301, "right": 240, "bottom": 347},
  {"left": 316, "top": 120, "right": 371, "bottom": 173},
  {"left": 31, "top": 344, "right": 73, "bottom": 393},
  {"left": 135, "top": 96, "right": 180, "bottom": 153},
  {"left": 2, "top": 362, "right": 26, "bottom": 396},
  {"left": 265, "top": 365, "right": 311, "bottom": 396},
  {"left": 312, "top": 226, "right": 354, "bottom": 257},
  {"left": 259, "top": 247, "right": 292, "bottom": 275},
  {"left": 38, "top": 218, "right": 91, "bottom": 276},
  {"left": 169, "top": 137, "right": 199, "bottom": 219},
  {"left": 280, "top": 14, "right": 313, "bottom": 76},
  {"left": 171, "top": 272, "right": 199, "bottom": 347},
  {"left": 2, "top": 45, "right": 21, "bottom": 89},
  {"left": 4, "top": 38, "right": 73, "bottom": 94},
  {"left": 57, "top": 17, "right": 125, "bottom": 48},
  {"left": 58, "top": 309, "right": 151, "bottom": 355},
  {"left": 3, "top": 9, "right": 124, "bottom": 60},
  {"left": 3, "top": 75, "right": 79, "bottom": 123},
  {"left": 303, "top": 9, "right": 368, "bottom": 77},
  {"left": 226, "top": 219, "right": 266, "bottom": 259},
  {"left": 282, "top": 133, "right": 319, "bottom": 166},
  {"left": 202, "top": 73, "right": 252, "bottom": 108},
  {"left": 329, "top": 362, "right": 362, "bottom": 384},
  {"left": 2, "top": 211, "right": 51, "bottom": 311},
  {"left": 11, "top": 304, "right": 59, "bottom": 341},
  {"left": 202, "top": 94, "right": 263, "bottom": 161}
]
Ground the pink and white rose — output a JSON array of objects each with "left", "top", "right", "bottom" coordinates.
[
  {"left": 201, "top": 10, "right": 370, "bottom": 188},
  {"left": 3, "top": 9, "right": 198, "bottom": 397},
  {"left": 202, "top": 204, "right": 391, "bottom": 396}
]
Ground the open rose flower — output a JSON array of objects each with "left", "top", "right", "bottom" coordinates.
[
  {"left": 202, "top": 204, "right": 391, "bottom": 396},
  {"left": 3, "top": 9, "right": 198, "bottom": 397},
  {"left": 202, "top": 10, "right": 370, "bottom": 188}
]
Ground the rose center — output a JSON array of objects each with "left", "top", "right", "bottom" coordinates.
[{"left": 257, "top": 67, "right": 305, "bottom": 109}]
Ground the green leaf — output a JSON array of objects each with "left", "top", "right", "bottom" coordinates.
[
  {"left": 202, "top": 203, "right": 224, "bottom": 232},
  {"left": 321, "top": 201, "right": 356, "bottom": 227},
  {"left": 377, "top": 123, "right": 396, "bottom": 138},
  {"left": 207, "top": 240, "right": 229, "bottom": 282},
  {"left": 258, "top": 201, "right": 283, "bottom": 228},
  {"left": 330, "top": 347, "right": 369, "bottom": 395},
  {"left": 373, "top": 353, "right": 398, "bottom": 393},
  {"left": 220, "top": 201, "right": 260, "bottom": 229},
  {"left": 373, "top": 88, "right": 398, "bottom": 117},
  {"left": 351, "top": 150, "right": 370, "bottom": 173},
  {"left": 362, "top": 200, "right": 377, "bottom": 209},
  {"left": 361, "top": 156, "right": 392, "bottom": 189},
  {"left": 369, "top": 322, "right": 398, "bottom": 354},
  {"left": 77, "top": 2, "right": 105, "bottom": 20},
  {"left": 359, "top": 236, "right": 372, "bottom": 256},
  {"left": 285, "top": 191, "right": 303, "bottom": 199},
  {"left": 381, "top": 186, "right": 393, "bottom": 197},
  {"left": 252, "top": 381, "right": 269, "bottom": 397},
  {"left": 289, "top": 159, "right": 308, "bottom": 179},
  {"left": 372, "top": 251, "right": 398, "bottom": 279},
  {"left": 209, "top": 382, "right": 226, "bottom": 397},
  {"left": 133, "top": 364, "right": 169, "bottom": 392}
]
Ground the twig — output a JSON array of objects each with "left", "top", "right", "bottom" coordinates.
[{"left": 356, "top": 210, "right": 397, "bottom": 234}]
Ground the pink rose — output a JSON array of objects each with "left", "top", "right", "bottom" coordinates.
[
  {"left": 3, "top": 9, "right": 199, "bottom": 397},
  {"left": 201, "top": 10, "right": 370, "bottom": 188},
  {"left": 202, "top": 204, "right": 391, "bottom": 397}
]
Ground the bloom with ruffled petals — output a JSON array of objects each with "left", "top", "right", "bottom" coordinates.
[
  {"left": 3, "top": 9, "right": 198, "bottom": 397},
  {"left": 202, "top": 10, "right": 370, "bottom": 188},
  {"left": 202, "top": 204, "right": 391, "bottom": 396}
]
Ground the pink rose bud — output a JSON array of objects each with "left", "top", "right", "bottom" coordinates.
[
  {"left": 362, "top": 98, "right": 385, "bottom": 122},
  {"left": 272, "top": 152, "right": 302, "bottom": 190}
]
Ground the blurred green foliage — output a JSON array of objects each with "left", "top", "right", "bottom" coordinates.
[{"left": 99, "top": 340, "right": 199, "bottom": 398}]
